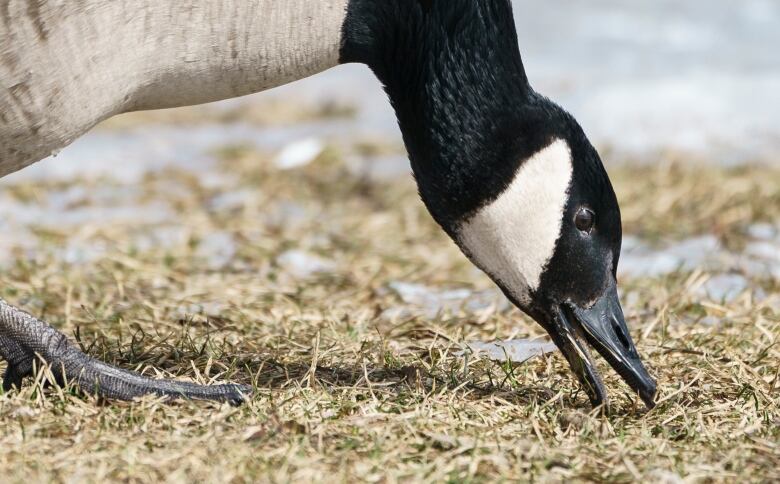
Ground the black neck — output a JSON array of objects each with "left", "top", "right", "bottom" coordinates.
[{"left": 341, "top": 0, "right": 535, "bottom": 228}]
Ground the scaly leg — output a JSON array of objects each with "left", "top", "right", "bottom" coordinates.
[{"left": 0, "top": 298, "right": 250, "bottom": 404}]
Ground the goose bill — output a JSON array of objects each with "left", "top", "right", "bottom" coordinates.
[{"left": 553, "top": 282, "right": 657, "bottom": 410}]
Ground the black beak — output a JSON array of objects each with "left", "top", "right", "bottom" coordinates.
[{"left": 548, "top": 280, "right": 657, "bottom": 410}]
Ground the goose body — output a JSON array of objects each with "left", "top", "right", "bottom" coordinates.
[
  {"left": 0, "top": 0, "right": 349, "bottom": 176},
  {"left": 0, "top": 0, "right": 656, "bottom": 409}
]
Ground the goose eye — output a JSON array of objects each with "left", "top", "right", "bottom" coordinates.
[{"left": 575, "top": 208, "right": 595, "bottom": 233}]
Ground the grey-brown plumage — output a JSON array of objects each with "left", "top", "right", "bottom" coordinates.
[{"left": 0, "top": 0, "right": 349, "bottom": 177}]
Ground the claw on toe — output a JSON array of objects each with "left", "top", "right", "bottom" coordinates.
[
  {"left": 1, "top": 347, "right": 36, "bottom": 393},
  {"left": 223, "top": 384, "right": 253, "bottom": 406},
  {"left": 2, "top": 356, "right": 67, "bottom": 394},
  {"left": 3, "top": 365, "right": 25, "bottom": 392}
]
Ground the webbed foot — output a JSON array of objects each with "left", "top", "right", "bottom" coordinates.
[{"left": 0, "top": 299, "right": 250, "bottom": 405}]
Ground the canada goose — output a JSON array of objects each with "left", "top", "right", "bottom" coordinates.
[{"left": 0, "top": 0, "right": 656, "bottom": 409}]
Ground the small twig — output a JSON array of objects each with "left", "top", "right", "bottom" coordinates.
[{"left": 658, "top": 345, "right": 732, "bottom": 363}]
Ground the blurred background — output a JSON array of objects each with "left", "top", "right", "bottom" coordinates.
[
  {"left": 2, "top": 0, "right": 779, "bottom": 311},
  {"left": 0, "top": 0, "right": 778, "bottom": 305},
  {"left": 5, "top": 0, "right": 780, "bottom": 186},
  {"left": 2, "top": 2, "right": 779, "bottom": 480},
  {"left": 2, "top": 0, "right": 778, "bottom": 283}
]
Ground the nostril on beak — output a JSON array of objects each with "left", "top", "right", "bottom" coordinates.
[{"left": 611, "top": 318, "right": 630, "bottom": 350}]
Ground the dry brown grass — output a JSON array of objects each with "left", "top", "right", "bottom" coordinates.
[{"left": 0, "top": 143, "right": 778, "bottom": 483}]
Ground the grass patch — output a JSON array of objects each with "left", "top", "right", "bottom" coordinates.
[{"left": 0, "top": 148, "right": 778, "bottom": 482}]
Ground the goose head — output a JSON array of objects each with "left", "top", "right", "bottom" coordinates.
[
  {"left": 445, "top": 100, "right": 657, "bottom": 410},
  {"left": 340, "top": 0, "right": 656, "bottom": 410}
]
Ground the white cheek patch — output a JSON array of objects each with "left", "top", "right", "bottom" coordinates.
[{"left": 455, "top": 139, "right": 573, "bottom": 304}]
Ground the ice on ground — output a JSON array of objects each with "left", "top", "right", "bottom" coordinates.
[
  {"left": 58, "top": 238, "right": 111, "bottom": 265},
  {"left": 1, "top": 122, "right": 368, "bottom": 185},
  {"left": 0, "top": 229, "right": 39, "bottom": 268},
  {"left": 347, "top": 155, "right": 410, "bottom": 181},
  {"left": 0, "top": 191, "right": 175, "bottom": 229},
  {"left": 176, "top": 301, "right": 228, "bottom": 318},
  {"left": 457, "top": 340, "right": 558, "bottom": 363},
  {"left": 739, "top": 247, "right": 780, "bottom": 280},
  {"left": 132, "top": 226, "right": 190, "bottom": 253},
  {"left": 274, "top": 138, "right": 325, "bottom": 170},
  {"left": 697, "top": 274, "right": 750, "bottom": 303},
  {"left": 196, "top": 232, "right": 238, "bottom": 270},
  {"left": 276, "top": 250, "right": 336, "bottom": 279},
  {"left": 744, "top": 241, "right": 780, "bottom": 263},
  {"left": 697, "top": 316, "right": 722, "bottom": 327},
  {"left": 382, "top": 281, "right": 509, "bottom": 320},
  {"left": 746, "top": 223, "right": 779, "bottom": 241},
  {"left": 617, "top": 229, "right": 780, "bottom": 304},
  {"left": 647, "top": 469, "right": 685, "bottom": 484},
  {"left": 208, "top": 189, "right": 258, "bottom": 213},
  {"left": 620, "top": 231, "right": 780, "bottom": 282},
  {"left": 263, "top": 201, "right": 312, "bottom": 229},
  {"left": 390, "top": 281, "right": 471, "bottom": 309},
  {"left": 619, "top": 235, "right": 721, "bottom": 278}
]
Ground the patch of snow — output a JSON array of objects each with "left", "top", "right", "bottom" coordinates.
[
  {"left": 199, "top": 172, "right": 240, "bottom": 190},
  {"left": 747, "top": 223, "right": 778, "bottom": 241},
  {"left": 276, "top": 250, "right": 336, "bottom": 279},
  {"left": 208, "top": 189, "right": 257, "bottom": 213},
  {"left": 464, "top": 290, "right": 512, "bottom": 313},
  {"left": 196, "top": 232, "right": 238, "bottom": 269},
  {"left": 384, "top": 281, "right": 509, "bottom": 319},
  {"left": 0, "top": 241, "right": 38, "bottom": 269},
  {"left": 741, "top": 241, "right": 780, "bottom": 279},
  {"left": 457, "top": 339, "right": 558, "bottom": 363},
  {"left": 621, "top": 234, "right": 780, "bottom": 282},
  {"left": 264, "top": 201, "right": 312, "bottom": 228},
  {"left": 646, "top": 469, "right": 684, "bottom": 484},
  {"left": 59, "top": 238, "right": 110, "bottom": 265},
  {"left": 619, "top": 235, "right": 720, "bottom": 278},
  {"left": 744, "top": 241, "right": 780, "bottom": 262},
  {"left": 176, "top": 301, "right": 228, "bottom": 318},
  {"left": 697, "top": 316, "right": 721, "bottom": 326},
  {"left": 0, "top": 195, "right": 175, "bottom": 229},
  {"left": 347, "top": 155, "right": 410, "bottom": 181},
  {"left": 132, "top": 226, "right": 190, "bottom": 252},
  {"left": 273, "top": 138, "right": 324, "bottom": 170},
  {"left": 697, "top": 274, "right": 749, "bottom": 303},
  {"left": 390, "top": 281, "right": 470, "bottom": 307}
]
